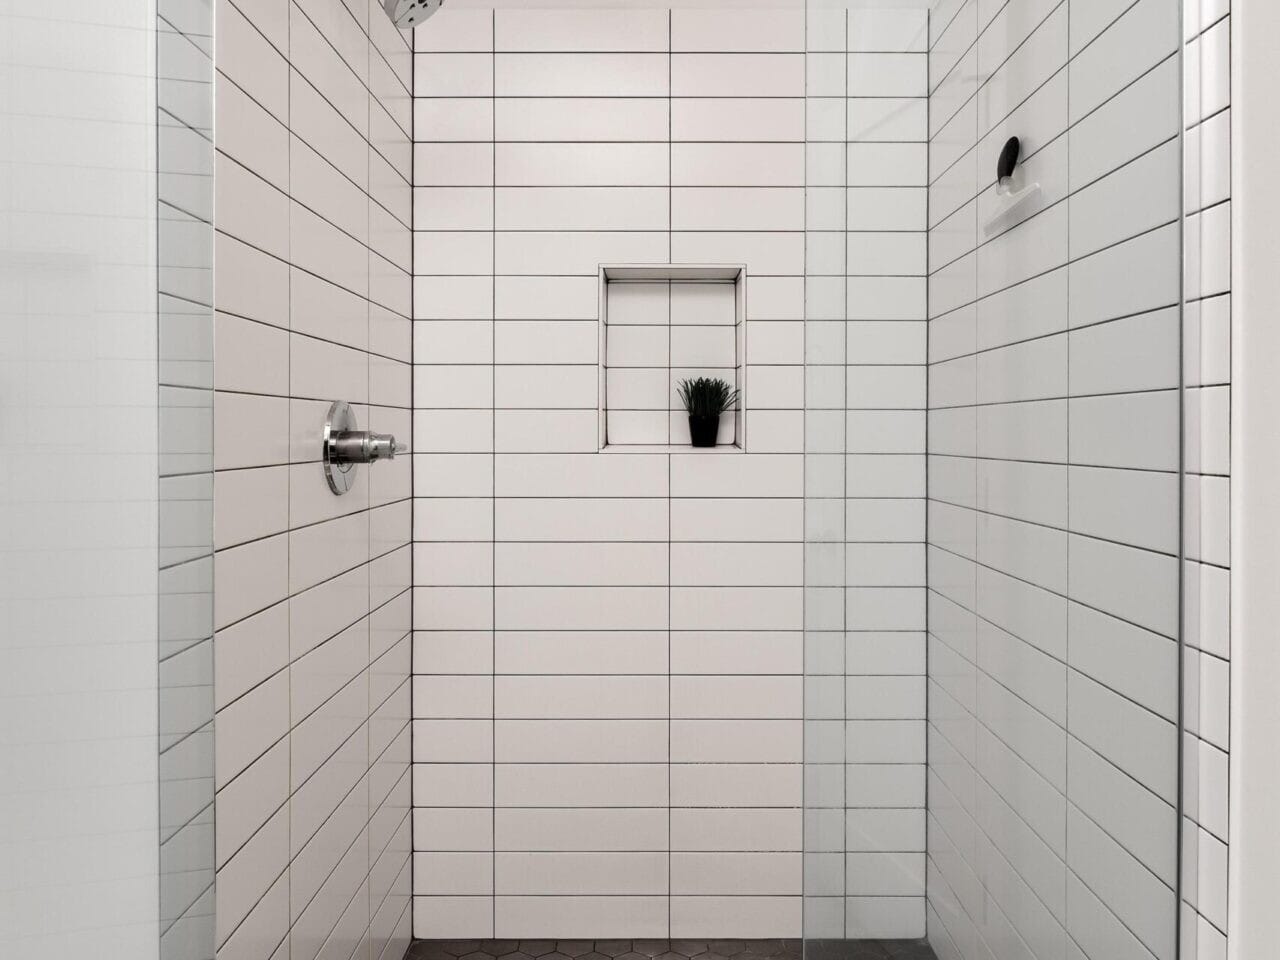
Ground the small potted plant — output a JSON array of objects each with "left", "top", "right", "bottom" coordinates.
[{"left": 677, "top": 376, "right": 739, "bottom": 448}]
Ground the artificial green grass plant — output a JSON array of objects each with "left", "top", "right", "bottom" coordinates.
[{"left": 677, "top": 377, "right": 740, "bottom": 419}]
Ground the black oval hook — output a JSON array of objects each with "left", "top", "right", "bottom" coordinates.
[{"left": 997, "top": 136, "right": 1021, "bottom": 181}]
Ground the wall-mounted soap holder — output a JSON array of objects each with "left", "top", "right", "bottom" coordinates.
[{"left": 983, "top": 136, "right": 1042, "bottom": 236}]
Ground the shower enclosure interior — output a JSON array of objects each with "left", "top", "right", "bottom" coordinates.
[{"left": 0, "top": 0, "right": 1201, "bottom": 958}]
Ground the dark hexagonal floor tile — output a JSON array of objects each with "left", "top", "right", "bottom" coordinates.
[
  {"left": 409, "top": 945, "right": 458, "bottom": 960},
  {"left": 670, "top": 941, "right": 707, "bottom": 958},
  {"left": 708, "top": 943, "right": 744, "bottom": 958},
  {"left": 441, "top": 943, "right": 484, "bottom": 958},
  {"left": 631, "top": 942, "right": 670, "bottom": 958},
  {"left": 796, "top": 941, "right": 850, "bottom": 960},
  {"left": 879, "top": 943, "right": 936, "bottom": 960},
  {"left": 594, "top": 943, "right": 633, "bottom": 959},
  {"left": 411, "top": 938, "right": 934, "bottom": 960}
]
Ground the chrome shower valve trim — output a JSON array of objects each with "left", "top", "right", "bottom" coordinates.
[{"left": 323, "top": 401, "right": 408, "bottom": 495}]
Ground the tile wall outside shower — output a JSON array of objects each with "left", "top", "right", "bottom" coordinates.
[
  {"left": 0, "top": 1, "right": 163, "bottom": 955},
  {"left": 210, "top": 1, "right": 414, "bottom": 959},
  {"left": 923, "top": 1, "right": 1198, "bottom": 959},
  {"left": 410, "top": 5, "right": 927, "bottom": 940}
]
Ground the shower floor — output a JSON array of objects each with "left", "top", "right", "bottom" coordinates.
[{"left": 408, "top": 938, "right": 937, "bottom": 960}]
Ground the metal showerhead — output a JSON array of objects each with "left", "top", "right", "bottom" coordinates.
[{"left": 382, "top": 0, "right": 442, "bottom": 29}]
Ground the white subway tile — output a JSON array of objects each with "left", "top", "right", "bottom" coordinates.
[
  {"left": 496, "top": 97, "right": 669, "bottom": 142},
  {"left": 672, "top": 9, "right": 804, "bottom": 52},
  {"left": 497, "top": 187, "right": 669, "bottom": 231},
  {"left": 496, "top": 852, "right": 667, "bottom": 895},
  {"left": 496, "top": 143, "right": 669, "bottom": 188},
  {"left": 849, "top": 53, "right": 927, "bottom": 97},
  {"left": 672, "top": 98, "right": 805, "bottom": 142},
  {"left": 414, "top": 97, "right": 494, "bottom": 142},
  {"left": 495, "top": 809, "right": 667, "bottom": 852},
  {"left": 671, "top": 896, "right": 802, "bottom": 938},
  {"left": 415, "top": 8, "right": 492, "bottom": 52},
  {"left": 672, "top": 187, "right": 805, "bottom": 231},
  {"left": 672, "top": 53, "right": 805, "bottom": 98},
  {"left": 496, "top": 53, "right": 669, "bottom": 97},
  {"left": 496, "top": 9, "right": 668, "bottom": 53},
  {"left": 849, "top": 10, "right": 928, "bottom": 52},
  {"left": 495, "top": 896, "right": 667, "bottom": 938},
  {"left": 496, "top": 764, "right": 667, "bottom": 807},
  {"left": 672, "top": 143, "right": 805, "bottom": 187},
  {"left": 414, "top": 52, "right": 493, "bottom": 98}
]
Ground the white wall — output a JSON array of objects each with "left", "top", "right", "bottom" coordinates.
[
  {"left": 0, "top": 1, "right": 161, "bottom": 955},
  {"left": 209, "top": 0, "right": 415, "bottom": 958},
  {"left": 410, "top": 5, "right": 928, "bottom": 940},
  {"left": 925, "top": 1, "right": 1186, "bottom": 959}
]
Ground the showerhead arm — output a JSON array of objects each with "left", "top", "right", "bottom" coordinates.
[{"left": 382, "top": 0, "right": 442, "bottom": 29}]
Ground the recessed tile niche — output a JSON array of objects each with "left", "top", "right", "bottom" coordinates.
[{"left": 598, "top": 264, "right": 747, "bottom": 451}]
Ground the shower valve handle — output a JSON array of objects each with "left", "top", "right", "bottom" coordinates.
[
  {"left": 322, "top": 401, "right": 407, "bottom": 495},
  {"left": 328, "top": 430, "right": 408, "bottom": 465}
]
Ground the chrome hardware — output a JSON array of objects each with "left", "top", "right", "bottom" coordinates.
[
  {"left": 382, "top": 0, "right": 442, "bottom": 29},
  {"left": 323, "top": 401, "right": 408, "bottom": 496}
]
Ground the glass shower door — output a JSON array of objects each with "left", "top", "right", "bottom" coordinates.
[
  {"left": 803, "top": 1, "right": 932, "bottom": 950},
  {"left": 810, "top": 1, "right": 1189, "bottom": 960},
  {"left": 0, "top": 1, "right": 215, "bottom": 955}
]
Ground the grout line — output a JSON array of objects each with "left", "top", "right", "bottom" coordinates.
[
  {"left": 667, "top": 12, "right": 673, "bottom": 934},
  {"left": 840, "top": 10, "right": 851, "bottom": 936},
  {"left": 922, "top": 4, "right": 934, "bottom": 944},
  {"left": 285, "top": 1, "right": 295, "bottom": 947},
  {"left": 491, "top": 9, "right": 498, "bottom": 934}
]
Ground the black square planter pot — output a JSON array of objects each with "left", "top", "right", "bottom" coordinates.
[{"left": 689, "top": 414, "right": 720, "bottom": 448}]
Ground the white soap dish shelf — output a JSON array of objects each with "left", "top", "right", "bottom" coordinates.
[{"left": 983, "top": 182, "right": 1042, "bottom": 235}]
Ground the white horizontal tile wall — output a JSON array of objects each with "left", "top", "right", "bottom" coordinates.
[
  {"left": 412, "top": 5, "right": 925, "bottom": 940},
  {"left": 412, "top": 8, "right": 800, "bottom": 938},
  {"left": 212, "top": 1, "right": 414, "bottom": 959},
  {"left": 925, "top": 2, "right": 1186, "bottom": 960},
  {"left": 1181, "top": 3, "right": 1231, "bottom": 958},
  {"left": 803, "top": 4, "right": 930, "bottom": 942}
]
